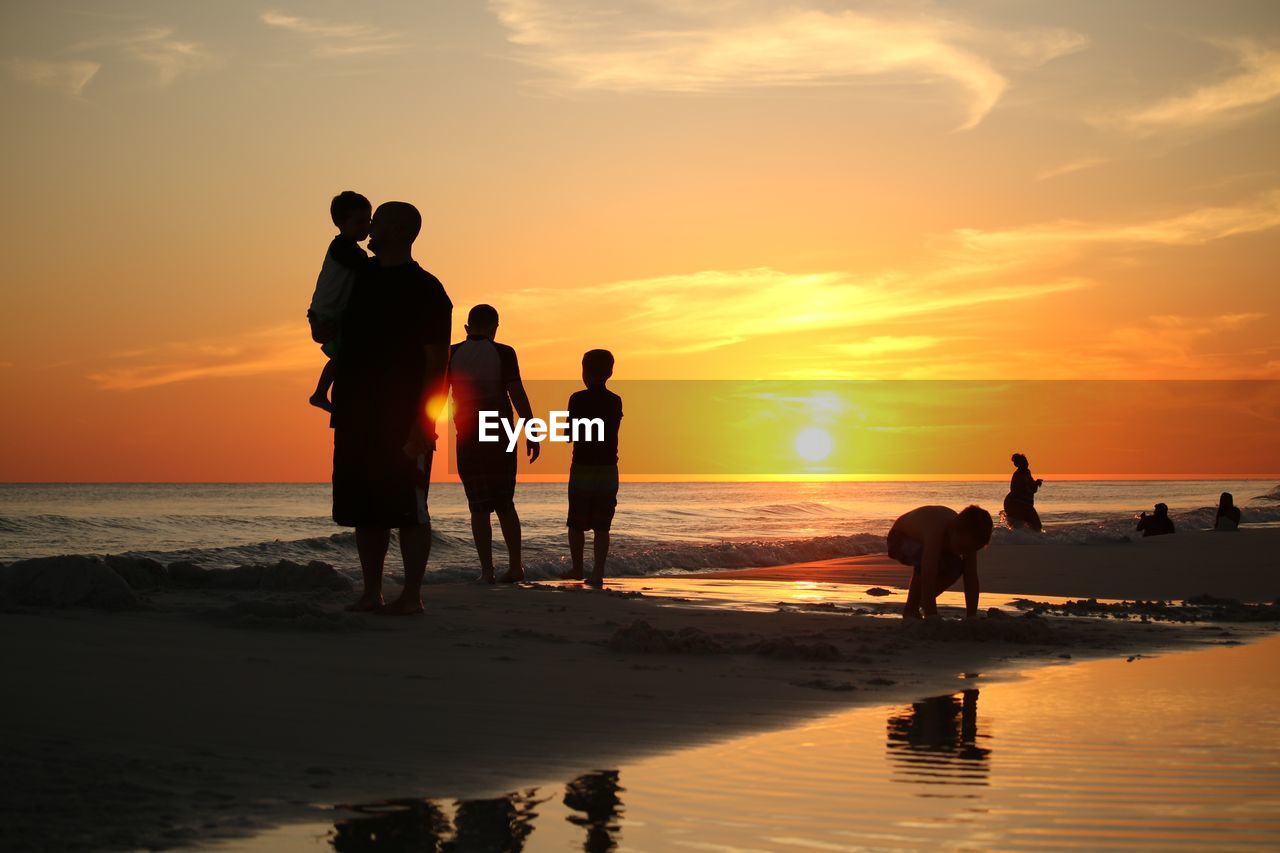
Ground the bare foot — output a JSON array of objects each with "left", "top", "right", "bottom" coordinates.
[
  {"left": 498, "top": 567, "right": 525, "bottom": 584},
  {"left": 585, "top": 575, "right": 604, "bottom": 589},
  {"left": 380, "top": 595, "right": 424, "bottom": 615},
  {"left": 480, "top": 571, "right": 496, "bottom": 585},
  {"left": 345, "top": 594, "right": 384, "bottom": 612},
  {"left": 309, "top": 392, "right": 333, "bottom": 413},
  {"left": 559, "top": 569, "right": 585, "bottom": 581}
]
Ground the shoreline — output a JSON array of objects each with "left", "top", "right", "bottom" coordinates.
[
  {"left": 3, "top": 528, "right": 1279, "bottom": 850},
  {"left": 687, "top": 528, "right": 1280, "bottom": 602}
]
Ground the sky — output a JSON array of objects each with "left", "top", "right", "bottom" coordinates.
[{"left": 1, "top": 0, "right": 1279, "bottom": 481}]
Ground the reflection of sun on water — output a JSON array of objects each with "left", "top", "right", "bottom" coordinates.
[{"left": 795, "top": 427, "right": 834, "bottom": 462}]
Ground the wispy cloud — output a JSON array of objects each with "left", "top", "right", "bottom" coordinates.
[
  {"left": 1034, "top": 157, "right": 1105, "bottom": 182},
  {"left": 955, "top": 189, "right": 1280, "bottom": 257},
  {"left": 90, "top": 325, "right": 316, "bottom": 391},
  {"left": 489, "top": 0, "right": 1084, "bottom": 130},
  {"left": 260, "top": 10, "right": 406, "bottom": 57},
  {"left": 10, "top": 26, "right": 211, "bottom": 93},
  {"left": 1124, "top": 40, "right": 1280, "bottom": 131},
  {"left": 506, "top": 267, "right": 1083, "bottom": 356},
  {"left": 6, "top": 58, "right": 101, "bottom": 96},
  {"left": 1033, "top": 313, "right": 1279, "bottom": 380},
  {"left": 118, "top": 27, "right": 210, "bottom": 84}
]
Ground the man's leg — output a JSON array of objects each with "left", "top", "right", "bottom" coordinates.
[
  {"left": 565, "top": 528, "right": 586, "bottom": 580},
  {"left": 349, "top": 526, "right": 390, "bottom": 611},
  {"left": 588, "top": 529, "right": 610, "bottom": 587},
  {"left": 471, "top": 509, "right": 496, "bottom": 583},
  {"left": 384, "top": 522, "right": 431, "bottom": 614},
  {"left": 496, "top": 507, "right": 523, "bottom": 583}
]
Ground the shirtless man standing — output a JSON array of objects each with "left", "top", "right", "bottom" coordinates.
[{"left": 887, "top": 505, "right": 993, "bottom": 619}]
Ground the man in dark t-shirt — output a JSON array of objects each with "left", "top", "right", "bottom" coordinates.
[{"left": 331, "top": 201, "right": 451, "bottom": 614}]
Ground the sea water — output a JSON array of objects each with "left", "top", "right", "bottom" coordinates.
[{"left": 2, "top": 480, "right": 1277, "bottom": 582}]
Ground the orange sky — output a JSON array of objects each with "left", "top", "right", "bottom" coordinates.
[{"left": 2, "top": 1, "right": 1279, "bottom": 481}]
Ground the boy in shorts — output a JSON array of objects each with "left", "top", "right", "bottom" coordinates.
[
  {"left": 887, "top": 505, "right": 992, "bottom": 619},
  {"left": 562, "top": 349, "right": 622, "bottom": 588}
]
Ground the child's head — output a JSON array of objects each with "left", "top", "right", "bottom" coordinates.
[
  {"left": 949, "top": 505, "right": 993, "bottom": 554},
  {"left": 330, "top": 191, "right": 372, "bottom": 240},
  {"left": 582, "top": 349, "right": 614, "bottom": 387},
  {"left": 466, "top": 304, "right": 499, "bottom": 338}
]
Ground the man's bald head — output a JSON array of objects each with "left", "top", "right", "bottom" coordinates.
[{"left": 369, "top": 201, "right": 422, "bottom": 253}]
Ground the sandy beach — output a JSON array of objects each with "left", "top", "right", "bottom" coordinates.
[{"left": 3, "top": 528, "right": 1277, "bottom": 851}]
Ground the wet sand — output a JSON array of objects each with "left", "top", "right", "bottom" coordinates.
[
  {"left": 693, "top": 528, "right": 1280, "bottom": 602},
  {"left": 2, "top": 528, "right": 1278, "bottom": 850}
]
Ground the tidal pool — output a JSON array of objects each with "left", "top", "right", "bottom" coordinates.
[{"left": 218, "top": 634, "right": 1280, "bottom": 851}]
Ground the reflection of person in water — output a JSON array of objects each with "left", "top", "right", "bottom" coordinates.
[
  {"left": 1215, "top": 492, "right": 1241, "bottom": 532},
  {"left": 330, "top": 790, "right": 540, "bottom": 851},
  {"left": 886, "top": 689, "right": 990, "bottom": 787},
  {"left": 453, "top": 790, "right": 540, "bottom": 851},
  {"left": 563, "top": 770, "right": 624, "bottom": 852},
  {"left": 1136, "top": 502, "right": 1176, "bottom": 537},
  {"left": 1003, "top": 452, "right": 1043, "bottom": 532},
  {"left": 331, "top": 799, "right": 452, "bottom": 851}
]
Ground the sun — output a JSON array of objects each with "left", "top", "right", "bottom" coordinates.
[{"left": 794, "top": 426, "right": 834, "bottom": 462}]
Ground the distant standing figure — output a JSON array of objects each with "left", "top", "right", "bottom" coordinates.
[
  {"left": 1136, "top": 503, "right": 1175, "bottom": 537},
  {"left": 331, "top": 201, "right": 452, "bottom": 614},
  {"left": 1003, "top": 453, "right": 1043, "bottom": 532},
  {"left": 308, "top": 191, "right": 372, "bottom": 412},
  {"left": 1214, "top": 492, "right": 1241, "bottom": 532},
  {"left": 448, "top": 304, "right": 540, "bottom": 584},
  {"left": 562, "top": 349, "right": 623, "bottom": 588},
  {"left": 887, "top": 505, "right": 993, "bottom": 619}
]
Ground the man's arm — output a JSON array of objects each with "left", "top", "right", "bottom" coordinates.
[
  {"left": 405, "top": 342, "right": 449, "bottom": 456},
  {"left": 508, "top": 379, "right": 540, "bottom": 462},
  {"left": 962, "top": 552, "right": 980, "bottom": 617}
]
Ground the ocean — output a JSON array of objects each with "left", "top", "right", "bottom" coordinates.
[{"left": 2, "top": 480, "right": 1277, "bottom": 583}]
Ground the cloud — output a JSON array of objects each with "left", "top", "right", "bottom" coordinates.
[
  {"left": 6, "top": 58, "right": 101, "bottom": 96},
  {"left": 118, "top": 27, "right": 210, "bottom": 84},
  {"left": 955, "top": 190, "right": 1280, "bottom": 257},
  {"left": 506, "top": 267, "right": 1083, "bottom": 356},
  {"left": 1034, "top": 157, "right": 1105, "bottom": 182},
  {"left": 489, "top": 0, "right": 1084, "bottom": 129},
  {"left": 260, "top": 10, "right": 406, "bottom": 57},
  {"left": 90, "top": 325, "right": 317, "bottom": 391},
  {"left": 1124, "top": 40, "right": 1280, "bottom": 130},
  {"left": 15, "top": 26, "right": 213, "bottom": 91}
]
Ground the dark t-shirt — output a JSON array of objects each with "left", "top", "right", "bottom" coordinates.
[
  {"left": 332, "top": 261, "right": 452, "bottom": 440},
  {"left": 568, "top": 386, "right": 623, "bottom": 465}
]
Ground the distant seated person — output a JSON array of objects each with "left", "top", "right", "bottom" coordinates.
[
  {"left": 1214, "top": 492, "right": 1241, "bottom": 532},
  {"left": 1136, "top": 503, "right": 1175, "bottom": 537},
  {"left": 887, "top": 505, "right": 993, "bottom": 620}
]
